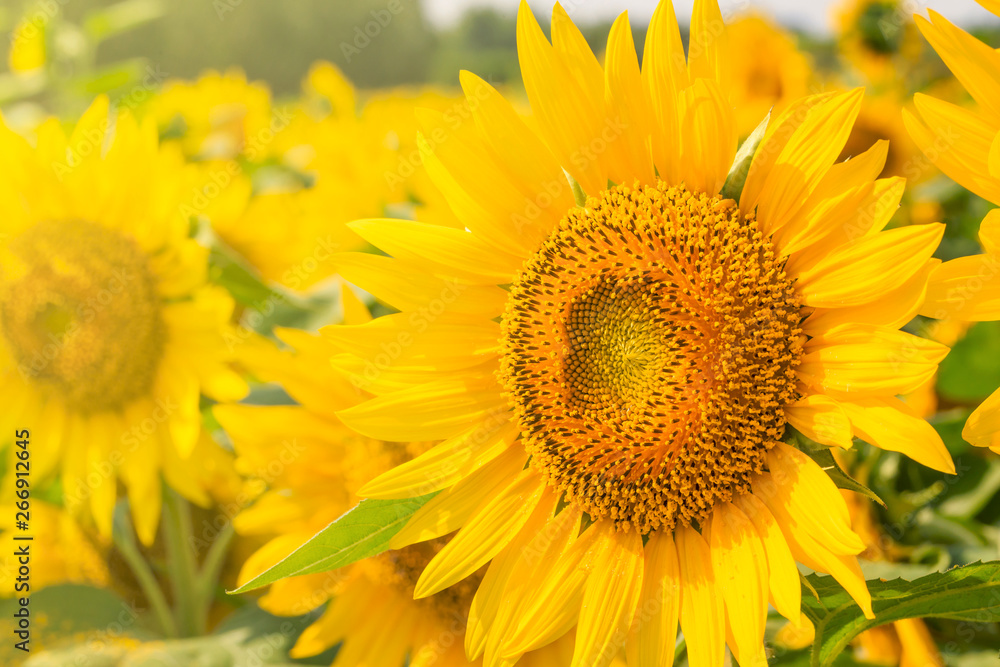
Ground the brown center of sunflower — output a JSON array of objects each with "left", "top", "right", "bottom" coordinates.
[
  {"left": 0, "top": 220, "right": 165, "bottom": 413},
  {"left": 499, "top": 182, "right": 803, "bottom": 534},
  {"left": 378, "top": 538, "right": 482, "bottom": 624}
]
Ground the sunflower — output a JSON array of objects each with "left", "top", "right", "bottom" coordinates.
[
  {"left": 834, "top": 0, "right": 923, "bottom": 84},
  {"left": 200, "top": 62, "right": 463, "bottom": 291},
  {"left": 149, "top": 69, "right": 273, "bottom": 161},
  {"left": 726, "top": 14, "right": 813, "bottom": 138},
  {"left": 216, "top": 327, "right": 583, "bottom": 666},
  {"left": 904, "top": 3, "right": 1000, "bottom": 453},
  {"left": 0, "top": 97, "right": 247, "bottom": 546},
  {"left": 325, "top": 1, "right": 953, "bottom": 665}
]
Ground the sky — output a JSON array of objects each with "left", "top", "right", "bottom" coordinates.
[{"left": 423, "top": 0, "right": 997, "bottom": 33}]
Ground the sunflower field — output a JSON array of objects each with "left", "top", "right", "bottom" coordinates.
[{"left": 2, "top": 0, "right": 1000, "bottom": 665}]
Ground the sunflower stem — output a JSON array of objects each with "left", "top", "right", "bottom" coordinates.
[
  {"left": 113, "top": 507, "right": 179, "bottom": 639},
  {"left": 162, "top": 487, "right": 201, "bottom": 637},
  {"left": 194, "top": 521, "right": 235, "bottom": 630}
]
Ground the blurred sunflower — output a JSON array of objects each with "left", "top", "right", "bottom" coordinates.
[
  {"left": 726, "top": 15, "right": 813, "bottom": 138},
  {"left": 835, "top": 0, "right": 923, "bottom": 84},
  {"left": 905, "top": 4, "right": 1000, "bottom": 453},
  {"left": 204, "top": 62, "right": 463, "bottom": 291},
  {"left": 216, "top": 324, "right": 582, "bottom": 666},
  {"left": 0, "top": 97, "right": 247, "bottom": 545},
  {"left": 149, "top": 69, "right": 273, "bottom": 161},
  {"left": 327, "top": 1, "right": 953, "bottom": 665}
]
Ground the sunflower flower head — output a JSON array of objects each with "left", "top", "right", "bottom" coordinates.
[
  {"left": 0, "top": 97, "right": 247, "bottom": 545},
  {"left": 330, "top": 1, "right": 955, "bottom": 663}
]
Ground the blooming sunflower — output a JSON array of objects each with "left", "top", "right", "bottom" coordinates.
[
  {"left": 904, "top": 2, "right": 1000, "bottom": 452},
  {"left": 0, "top": 97, "right": 247, "bottom": 545},
  {"left": 326, "top": 2, "right": 954, "bottom": 665},
  {"left": 216, "top": 327, "right": 583, "bottom": 666}
]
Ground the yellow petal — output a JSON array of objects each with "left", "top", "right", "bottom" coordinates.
[
  {"left": 642, "top": 0, "right": 688, "bottom": 183},
  {"left": 964, "top": 386, "right": 1000, "bottom": 449},
  {"left": 678, "top": 78, "right": 736, "bottom": 194},
  {"left": 389, "top": 446, "right": 529, "bottom": 549},
  {"left": 499, "top": 525, "right": 603, "bottom": 659},
  {"left": 676, "top": 525, "right": 725, "bottom": 667},
  {"left": 784, "top": 394, "right": 854, "bottom": 449},
  {"left": 840, "top": 396, "right": 956, "bottom": 474},
  {"left": 322, "top": 312, "right": 500, "bottom": 374},
  {"left": 359, "top": 419, "right": 516, "bottom": 499},
  {"left": 803, "top": 259, "right": 937, "bottom": 333},
  {"left": 573, "top": 523, "right": 645, "bottom": 667},
  {"left": 796, "top": 334, "right": 942, "bottom": 398},
  {"left": 710, "top": 503, "right": 768, "bottom": 667},
  {"left": 919, "top": 253, "right": 1000, "bottom": 321},
  {"left": 459, "top": 70, "right": 576, "bottom": 250},
  {"left": 337, "top": 377, "right": 506, "bottom": 442},
  {"left": 917, "top": 11, "right": 1000, "bottom": 118},
  {"left": 348, "top": 218, "right": 521, "bottom": 284},
  {"left": 414, "top": 470, "right": 545, "bottom": 598},
  {"left": 604, "top": 11, "right": 655, "bottom": 186},
  {"left": 625, "top": 530, "right": 680, "bottom": 667},
  {"left": 517, "top": 0, "right": 607, "bottom": 194},
  {"left": 758, "top": 477, "right": 873, "bottom": 620},
  {"left": 754, "top": 90, "right": 864, "bottom": 236},
  {"left": 903, "top": 104, "right": 1000, "bottom": 206},
  {"left": 764, "top": 443, "right": 865, "bottom": 555},
  {"left": 734, "top": 494, "right": 801, "bottom": 623},
  {"left": 336, "top": 252, "right": 508, "bottom": 318},
  {"left": 466, "top": 491, "right": 566, "bottom": 659},
  {"left": 792, "top": 224, "right": 944, "bottom": 308},
  {"left": 740, "top": 93, "right": 835, "bottom": 217},
  {"left": 688, "top": 0, "right": 730, "bottom": 92}
]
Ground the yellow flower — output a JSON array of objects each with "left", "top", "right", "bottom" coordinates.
[
  {"left": 906, "top": 4, "right": 1000, "bottom": 453},
  {"left": 216, "top": 327, "right": 580, "bottom": 666},
  {"left": 834, "top": 0, "right": 923, "bottom": 84},
  {"left": 149, "top": 69, "right": 273, "bottom": 160},
  {"left": 205, "top": 63, "right": 463, "bottom": 290},
  {"left": 726, "top": 15, "right": 813, "bottom": 138},
  {"left": 327, "top": 2, "right": 953, "bottom": 665},
  {"left": 0, "top": 97, "right": 247, "bottom": 545}
]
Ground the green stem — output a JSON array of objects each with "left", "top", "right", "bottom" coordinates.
[
  {"left": 113, "top": 512, "right": 179, "bottom": 638},
  {"left": 194, "top": 521, "right": 235, "bottom": 631},
  {"left": 162, "top": 487, "right": 201, "bottom": 637}
]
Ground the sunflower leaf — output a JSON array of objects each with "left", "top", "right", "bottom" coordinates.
[
  {"left": 721, "top": 110, "right": 769, "bottom": 201},
  {"left": 802, "top": 562, "right": 1000, "bottom": 667},
  {"left": 228, "top": 494, "right": 438, "bottom": 594}
]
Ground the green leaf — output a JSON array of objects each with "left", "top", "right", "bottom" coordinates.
[
  {"left": 802, "top": 562, "right": 1000, "bottom": 667},
  {"left": 83, "top": 0, "right": 165, "bottom": 42},
  {"left": 937, "top": 321, "right": 1000, "bottom": 402},
  {"left": 229, "top": 494, "right": 438, "bottom": 594},
  {"left": 721, "top": 111, "right": 769, "bottom": 201},
  {"left": 803, "top": 444, "right": 887, "bottom": 509}
]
